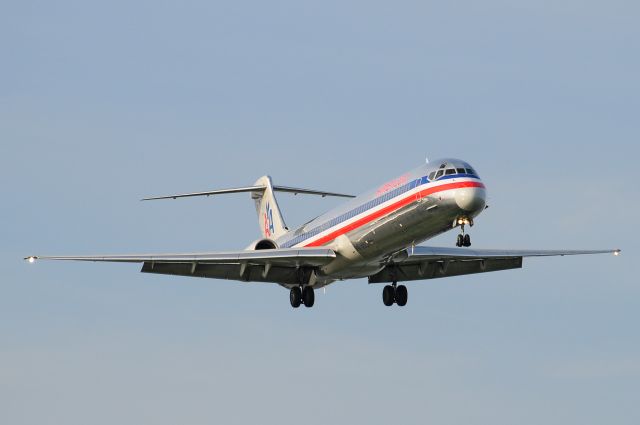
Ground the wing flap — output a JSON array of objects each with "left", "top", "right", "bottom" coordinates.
[
  {"left": 140, "top": 262, "right": 307, "bottom": 284},
  {"left": 400, "top": 247, "right": 620, "bottom": 262},
  {"left": 369, "top": 257, "right": 523, "bottom": 283},
  {"left": 26, "top": 248, "right": 336, "bottom": 285},
  {"left": 368, "top": 246, "right": 620, "bottom": 283}
]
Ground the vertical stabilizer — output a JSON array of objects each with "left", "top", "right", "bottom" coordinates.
[{"left": 252, "top": 176, "right": 288, "bottom": 239}]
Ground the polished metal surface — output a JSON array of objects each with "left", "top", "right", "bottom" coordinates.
[{"left": 26, "top": 157, "right": 621, "bottom": 291}]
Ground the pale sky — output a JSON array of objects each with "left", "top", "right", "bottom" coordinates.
[{"left": 2, "top": 1, "right": 638, "bottom": 424}]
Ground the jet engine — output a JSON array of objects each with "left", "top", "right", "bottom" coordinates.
[{"left": 246, "top": 239, "right": 278, "bottom": 250}]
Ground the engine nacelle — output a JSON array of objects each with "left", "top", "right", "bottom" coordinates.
[{"left": 246, "top": 238, "right": 279, "bottom": 250}]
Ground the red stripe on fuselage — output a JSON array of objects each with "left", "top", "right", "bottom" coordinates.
[{"left": 303, "top": 181, "right": 485, "bottom": 247}]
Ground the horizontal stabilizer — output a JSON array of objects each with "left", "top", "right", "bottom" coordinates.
[
  {"left": 142, "top": 186, "right": 263, "bottom": 201},
  {"left": 142, "top": 185, "right": 354, "bottom": 201},
  {"left": 272, "top": 185, "right": 355, "bottom": 198}
]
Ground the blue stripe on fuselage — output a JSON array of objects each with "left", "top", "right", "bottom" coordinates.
[{"left": 280, "top": 173, "right": 480, "bottom": 248}]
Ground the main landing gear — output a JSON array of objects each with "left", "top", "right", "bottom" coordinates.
[
  {"left": 290, "top": 286, "right": 315, "bottom": 308},
  {"left": 382, "top": 282, "right": 408, "bottom": 307},
  {"left": 456, "top": 219, "right": 472, "bottom": 247}
]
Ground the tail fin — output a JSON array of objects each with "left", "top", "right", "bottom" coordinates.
[{"left": 252, "top": 176, "right": 288, "bottom": 239}]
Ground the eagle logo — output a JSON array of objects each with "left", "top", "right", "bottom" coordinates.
[{"left": 263, "top": 202, "right": 275, "bottom": 237}]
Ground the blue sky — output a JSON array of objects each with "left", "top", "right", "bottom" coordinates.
[{"left": 2, "top": 1, "right": 638, "bottom": 424}]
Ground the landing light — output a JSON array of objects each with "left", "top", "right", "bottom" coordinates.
[
  {"left": 27, "top": 256, "right": 36, "bottom": 263},
  {"left": 614, "top": 250, "right": 620, "bottom": 256}
]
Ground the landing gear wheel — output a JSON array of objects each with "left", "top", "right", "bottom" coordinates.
[
  {"left": 463, "top": 234, "right": 471, "bottom": 247},
  {"left": 456, "top": 234, "right": 464, "bottom": 247},
  {"left": 382, "top": 285, "right": 395, "bottom": 306},
  {"left": 302, "top": 286, "right": 315, "bottom": 307},
  {"left": 395, "top": 285, "right": 408, "bottom": 306},
  {"left": 290, "top": 287, "right": 302, "bottom": 308}
]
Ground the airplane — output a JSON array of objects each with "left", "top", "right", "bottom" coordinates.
[{"left": 25, "top": 158, "right": 620, "bottom": 308}]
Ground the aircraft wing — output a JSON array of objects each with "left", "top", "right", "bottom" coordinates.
[
  {"left": 368, "top": 246, "right": 621, "bottom": 283},
  {"left": 25, "top": 248, "right": 336, "bottom": 285}
]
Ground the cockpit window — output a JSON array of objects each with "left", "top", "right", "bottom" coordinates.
[
  {"left": 466, "top": 168, "right": 478, "bottom": 176},
  {"left": 445, "top": 168, "right": 456, "bottom": 175},
  {"left": 456, "top": 168, "right": 466, "bottom": 174},
  {"left": 429, "top": 171, "right": 436, "bottom": 180},
  {"left": 435, "top": 169, "right": 444, "bottom": 179}
]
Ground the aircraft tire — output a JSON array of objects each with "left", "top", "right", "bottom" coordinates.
[
  {"left": 463, "top": 234, "right": 471, "bottom": 247},
  {"left": 302, "top": 286, "right": 315, "bottom": 308},
  {"left": 382, "top": 285, "right": 395, "bottom": 306},
  {"left": 395, "top": 285, "right": 408, "bottom": 306},
  {"left": 290, "top": 287, "right": 302, "bottom": 308},
  {"left": 456, "top": 234, "right": 464, "bottom": 247}
]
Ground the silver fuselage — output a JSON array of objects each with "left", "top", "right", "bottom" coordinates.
[{"left": 274, "top": 158, "right": 487, "bottom": 286}]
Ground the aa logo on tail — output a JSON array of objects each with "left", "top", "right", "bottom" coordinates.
[{"left": 263, "top": 202, "right": 275, "bottom": 237}]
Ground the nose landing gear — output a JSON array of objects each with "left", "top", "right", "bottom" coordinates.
[
  {"left": 456, "top": 233, "right": 471, "bottom": 247},
  {"left": 455, "top": 218, "right": 472, "bottom": 247}
]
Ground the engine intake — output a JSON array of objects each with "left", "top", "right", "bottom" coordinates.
[{"left": 252, "top": 239, "right": 278, "bottom": 250}]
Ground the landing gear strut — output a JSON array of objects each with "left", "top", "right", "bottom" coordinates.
[
  {"left": 456, "top": 221, "right": 472, "bottom": 247},
  {"left": 290, "top": 286, "right": 315, "bottom": 308},
  {"left": 382, "top": 282, "right": 408, "bottom": 307}
]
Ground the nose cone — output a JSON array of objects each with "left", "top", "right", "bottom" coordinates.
[{"left": 455, "top": 186, "right": 486, "bottom": 212}]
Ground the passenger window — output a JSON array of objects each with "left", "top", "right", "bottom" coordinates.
[
  {"left": 445, "top": 169, "right": 456, "bottom": 175},
  {"left": 456, "top": 168, "right": 466, "bottom": 174},
  {"left": 435, "top": 170, "right": 444, "bottom": 179},
  {"left": 429, "top": 172, "right": 436, "bottom": 180}
]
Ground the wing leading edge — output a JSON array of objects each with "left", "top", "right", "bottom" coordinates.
[{"left": 368, "top": 247, "right": 621, "bottom": 283}]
